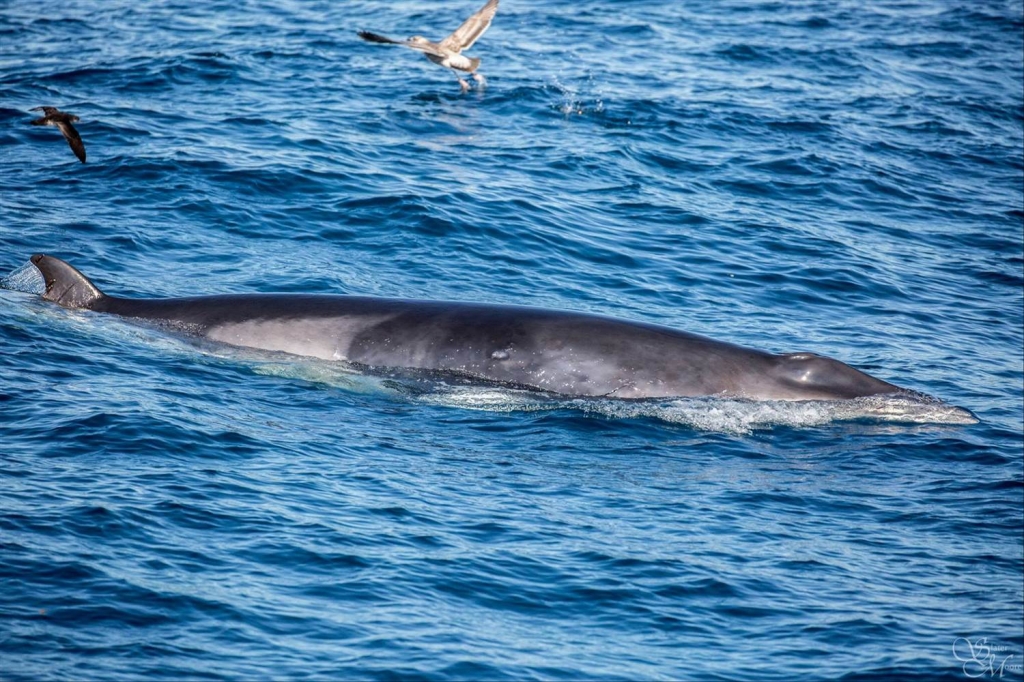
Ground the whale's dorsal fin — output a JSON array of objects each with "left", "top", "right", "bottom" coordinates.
[{"left": 31, "top": 254, "right": 106, "bottom": 310}]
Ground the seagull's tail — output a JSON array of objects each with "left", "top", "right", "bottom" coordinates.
[{"left": 467, "top": 57, "right": 481, "bottom": 72}]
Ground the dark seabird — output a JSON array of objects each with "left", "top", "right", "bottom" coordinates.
[
  {"left": 30, "top": 106, "right": 86, "bottom": 163},
  {"left": 358, "top": 0, "right": 499, "bottom": 92}
]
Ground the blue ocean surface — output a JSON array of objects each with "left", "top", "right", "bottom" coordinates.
[{"left": 1, "top": 0, "right": 1022, "bottom": 679}]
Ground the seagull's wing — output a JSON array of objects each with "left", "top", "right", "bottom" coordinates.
[
  {"left": 440, "top": 0, "right": 498, "bottom": 52},
  {"left": 358, "top": 30, "right": 405, "bottom": 45},
  {"left": 56, "top": 120, "right": 86, "bottom": 163},
  {"left": 358, "top": 31, "right": 445, "bottom": 57}
]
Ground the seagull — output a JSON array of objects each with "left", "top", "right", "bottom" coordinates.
[
  {"left": 30, "top": 106, "right": 86, "bottom": 163},
  {"left": 358, "top": 0, "right": 499, "bottom": 92}
]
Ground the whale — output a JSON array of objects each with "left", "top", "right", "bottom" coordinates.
[{"left": 30, "top": 253, "right": 911, "bottom": 402}]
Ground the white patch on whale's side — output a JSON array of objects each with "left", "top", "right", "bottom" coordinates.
[{"left": 205, "top": 314, "right": 394, "bottom": 362}]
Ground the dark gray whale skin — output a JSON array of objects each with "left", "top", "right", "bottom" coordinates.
[{"left": 30, "top": 254, "right": 904, "bottom": 401}]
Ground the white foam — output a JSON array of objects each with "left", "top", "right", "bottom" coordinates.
[{"left": 413, "top": 385, "right": 978, "bottom": 434}]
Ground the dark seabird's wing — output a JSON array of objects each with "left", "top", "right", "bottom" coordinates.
[
  {"left": 441, "top": 0, "right": 498, "bottom": 52},
  {"left": 56, "top": 119, "right": 86, "bottom": 163},
  {"left": 30, "top": 106, "right": 60, "bottom": 116}
]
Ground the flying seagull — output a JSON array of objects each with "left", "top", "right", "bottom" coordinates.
[
  {"left": 30, "top": 106, "right": 86, "bottom": 163},
  {"left": 358, "top": 0, "right": 499, "bottom": 92}
]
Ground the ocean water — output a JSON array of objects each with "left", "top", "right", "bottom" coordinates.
[{"left": 1, "top": 0, "right": 1022, "bottom": 679}]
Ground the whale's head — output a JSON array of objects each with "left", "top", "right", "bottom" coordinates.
[{"left": 770, "top": 352, "right": 902, "bottom": 400}]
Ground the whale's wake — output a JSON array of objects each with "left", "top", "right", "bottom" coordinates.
[{"left": 412, "top": 385, "right": 978, "bottom": 434}]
